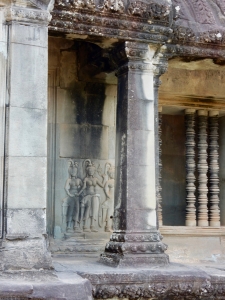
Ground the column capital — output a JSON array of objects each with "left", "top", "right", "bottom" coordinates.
[
  {"left": 209, "top": 110, "right": 219, "bottom": 117},
  {"left": 185, "top": 109, "right": 196, "bottom": 115},
  {"left": 197, "top": 109, "right": 208, "bottom": 117},
  {"left": 113, "top": 42, "right": 169, "bottom": 76}
]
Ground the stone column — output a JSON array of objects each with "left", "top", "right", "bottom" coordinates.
[
  {"left": 209, "top": 111, "right": 220, "bottom": 227},
  {"left": 185, "top": 109, "right": 196, "bottom": 226},
  {"left": 1, "top": 4, "right": 52, "bottom": 270},
  {"left": 100, "top": 42, "right": 169, "bottom": 267},
  {"left": 197, "top": 110, "right": 209, "bottom": 227},
  {"left": 158, "top": 106, "right": 163, "bottom": 226}
]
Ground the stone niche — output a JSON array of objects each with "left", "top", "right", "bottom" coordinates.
[{"left": 48, "top": 37, "right": 117, "bottom": 253}]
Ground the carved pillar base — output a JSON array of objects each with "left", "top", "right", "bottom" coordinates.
[{"left": 100, "top": 231, "right": 169, "bottom": 267}]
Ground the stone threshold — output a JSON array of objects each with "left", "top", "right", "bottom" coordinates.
[
  {"left": 53, "top": 254, "right": 225, "bottom": 299},
  {"left": 0, "top": 269, "right": 92, "bottom": 300},
  {"left": 160, "top": 225, "right": 225, "bottom": 236}
]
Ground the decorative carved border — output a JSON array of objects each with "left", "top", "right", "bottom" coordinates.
[
  {"left": 49, "top": 9, "right": 172, "bottom": 44},
  {"left": 4, "top": 7, "right": 51, "bottom": 24}
]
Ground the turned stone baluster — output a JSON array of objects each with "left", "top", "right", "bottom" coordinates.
[
  {"left": 158, "top": 106, "right": 163, "bottom": 226},
  {"left": 185, "top": 109, "right": 196, "bottom": 226},
  {"left": 197, "top": 110, "right": 209, "bottom": 227},
  {"left": 209, "top": 111, "right": 220, "bottom": 227}
]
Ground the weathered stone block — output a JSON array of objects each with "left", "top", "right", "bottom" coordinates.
[
  {"left": 10, "top": 43, "right": 47, "bottom": 109},
  {"left": 127, "top": 129, "right": 155, "bottom": 166},
  {"left": 8, "top": 107, "right": 47, "bottom": 157},
  {"left": 6, "top": 208, "right": 46, "bottom": 237},
  {"left": 59, "top": 124, "right": 108, "bottom": 159},
  {"left": 7, "top": 157, "right": 47, "bottom": 208},
  {"left": 1, "top": 237, "right": 52, "bottom": 270},
  {"left": 59, "top": 50, "right": 78, "bottom": 88},
  {"left": 10, "top": 23, "right": 48, "bottom": 47},
  {"left": 102, "top": 96, "right": 116, "bottom": 127},
  {"left": 127, "top": 99, "right": 154, "bottom": 131},
  {"left": 126, "top": 208, "right": 157, "bottom": 230}
]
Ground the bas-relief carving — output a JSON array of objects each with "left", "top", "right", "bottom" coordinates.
[{"left": 62, "top": 159, "right": 115, "bottom": 234}]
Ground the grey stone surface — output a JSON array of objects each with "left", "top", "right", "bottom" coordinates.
[
  {"left": 0, "top": 271, "right": 92, "bottom": 300},
  {"left": 8, "top": 107, "right": 47, "bottom": 157},
  {"left": 0, "top": 11, "right": 7, "bottom": 238},
  {"left": 3, "top": 18, "right": 51, "bottom": 270},
  {"left": 10, "top": 23, "right": 48, "bottom": 47},
  {"left": 6, "top": 208, "right": 46, "bottom": 237},
  {"left": 7, "top": 157, "right": 47, "bottom": 209},
  {"left": 1, "top": 237, "right": 52, "bottom": 270},
  {"left": 10, "top": 43, "right": 47, "bottom": 109},
  {"left": 59, "top": 50, "right": 78, "bottom": 88},
  {"left": 59, "top": 124, "right": 109, "bottom": 159}
]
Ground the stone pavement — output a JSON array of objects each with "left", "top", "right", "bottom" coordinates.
[{"left": 1, "top": 254, "right": 225, "bottom": 299}]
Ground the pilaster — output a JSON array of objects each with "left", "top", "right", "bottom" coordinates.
[
  {"left": 1, "top": 2, "right": 52, "bottom": 270},
  {"left": 100, "top": 42, "right": 169, "bottom": 267},
  {"left": 0, "top": 7, "right": 8, "bottom": 239}
]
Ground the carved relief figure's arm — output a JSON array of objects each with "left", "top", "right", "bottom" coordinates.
[
  {"left": 104, "top": 181, "right": 110, "bottom": 199},
  {"left": 96, "top": 178, "right": 104, "bottom": 189},
  {"left": 64, "top": 179, "right": 74, "bottom": 197},
  {"left": 76, "top": 179, "right": 83, "bottom": 195},
  {"left": 78, "top": 179, "right": 86, "bottom": 196}
]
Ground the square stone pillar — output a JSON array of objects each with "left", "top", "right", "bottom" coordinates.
[
  {"left": 100, "top": 42, "right": 169, "bottom": 267},
  {"left": 0, "top": 5, "right": 52, "bottom": 270}
]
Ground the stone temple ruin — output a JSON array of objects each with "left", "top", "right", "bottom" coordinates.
[{"left": 1, "top": 0, "right": 225, "bottom": 298}]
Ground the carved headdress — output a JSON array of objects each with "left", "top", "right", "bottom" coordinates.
[
  {"left": 68, "top": 159, "right": 79, "bottom": 178},
  {"left": 83, "top": 159, "right": 96, "bottom": 175}
]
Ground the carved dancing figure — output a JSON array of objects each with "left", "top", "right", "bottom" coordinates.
[
  {"left": 62, "top": 160, "right": 82, "bottom": 232},
  {"left": 102, "top": 163, "right": 115, "bottom": 232},
  {"left": 78, "top": 159, "right": 104, "bottom": 232}
]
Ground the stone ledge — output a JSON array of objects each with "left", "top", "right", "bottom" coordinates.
[
  {"left": 0, "top": 270, "right": 92, "bottom": 300},
  {"left": 53, "top": 255, "right": 225, "bottom": 299},
  {"left": 160, "top": 226, "right": 225, "bottom": 236}
]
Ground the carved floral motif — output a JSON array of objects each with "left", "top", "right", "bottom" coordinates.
[
  {"left": 215, "top": 0, "right": 225, "bottom": 16},
  {"left": 128, "top": 1, "right": 148, "bottom": 17},
  {"left": 190, "top": 0, "right": 215, "bottom": 24},
  {"left": 102, "top": 0, "right": 125, "bottom": 13},
  {"left": 128, "top": 1, "right": 170, "bottom": 21}
]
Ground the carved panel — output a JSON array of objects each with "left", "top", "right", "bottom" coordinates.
[{"left": 62, "top": 159, "right": 115, "bottom": 233}]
